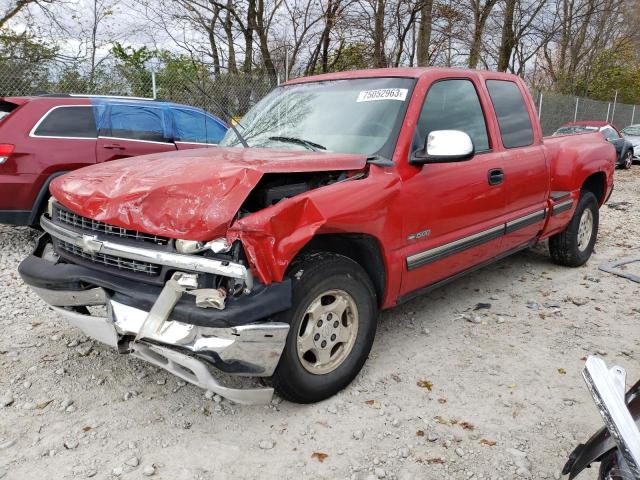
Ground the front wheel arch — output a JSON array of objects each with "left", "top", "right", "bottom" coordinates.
[{"left": 296, "top": 233, "right": 387, "bottom": 308}]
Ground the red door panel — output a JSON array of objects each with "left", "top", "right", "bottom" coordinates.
[
  {"left": 501, "top": 146, "right": 549, "bottom": 249},
  {"left": 398, "top": 152, "right": 506, "bottom": 296}
]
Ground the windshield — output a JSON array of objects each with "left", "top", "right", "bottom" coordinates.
[
  {"left": 622, "top": 126, "right": 640, "bottom": 136},
  {"left": 220, "top": 77, "right": 415, "bottom": 156},
  {"left": 553, "top": 125, "right": 598, "bottom": 136}
]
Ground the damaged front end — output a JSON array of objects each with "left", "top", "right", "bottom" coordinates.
[{"left": 18, "top": 200, "right": 293, "bottom": 405}]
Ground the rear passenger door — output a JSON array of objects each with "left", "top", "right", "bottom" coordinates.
[
  {"left": 96, "top": 103, "right": 176, "bottom": 163},
  {"left": 486, "top": 79, "right": 549, "bottom": 251},
  {"left": 171, "top": 107, "right": 228, "bottom": 150}
]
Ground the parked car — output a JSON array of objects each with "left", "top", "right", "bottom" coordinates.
[
  {"left": 554, "top": 121, "right": 634, "bottom": 169},
  {"left": 621, "top": 124, "right": 640, "bottom": 161},
  {"left": 0, "top": 94, "right": 228, "bottom": 226},
  {"left": 19, "top": 68, "right": 615, "bottom": 405}
]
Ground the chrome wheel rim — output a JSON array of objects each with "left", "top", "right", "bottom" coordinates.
[
  {"left": 296, "top": 289, "right": 359, "bottom": 375},
  {"left": 625, "top": 152, "right": 633, "bottom": 168},
  {"left": 577, "top": 208, "right": 594, "bottom": 252}
]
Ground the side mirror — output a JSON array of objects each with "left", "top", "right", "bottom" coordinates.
[{"left": 410, "top": 130, "right": 475, "bottom": 165}]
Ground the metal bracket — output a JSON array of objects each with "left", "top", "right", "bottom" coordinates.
[{"left": 134, "top": 272, "right": 198, "bottom": 342}]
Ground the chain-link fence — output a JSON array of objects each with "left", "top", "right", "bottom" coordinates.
[
  {"left": 0, "top": 63, "right": 273, "bottom": 120},
  {"left": 1, "top": 62, "right": 637, "bottom": 135},
  {"left": 533, "top": 91, "right": 639, "bottom": 136}
]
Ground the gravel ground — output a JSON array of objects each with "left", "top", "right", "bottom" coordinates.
[{"left": 1, "top": 170, "right": 640, "bottom": 480}]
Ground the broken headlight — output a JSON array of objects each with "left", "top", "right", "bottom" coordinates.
[{"left": 175, "top": 238, "right": 231, "bottom": 255}]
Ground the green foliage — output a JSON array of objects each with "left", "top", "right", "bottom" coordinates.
[
  {"left": 573, "top": 42, "right": 640, "bottom": 104},
  {"left": 111, "top": 42, "right": 155, "bottom": 97},
  {"left": 0, "top": 30, "right": 57, "bottom": 95},
  {"left": 327, "top": 43, "right": 371, "bottom": 72}
]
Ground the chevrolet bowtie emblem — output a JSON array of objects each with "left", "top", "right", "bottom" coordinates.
[{"left": 81, "top": 235, "right": 103, "bottom": 253}]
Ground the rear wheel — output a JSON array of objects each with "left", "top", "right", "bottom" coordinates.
[
  {"left": 621, "top": 150, "right": 633, "bottom": 170},
  {"left": 549, "top": 191, "right": 599, "bottom": 267},
  {"left": 272, "top": 252, "right": 378, "bottom": 403}
]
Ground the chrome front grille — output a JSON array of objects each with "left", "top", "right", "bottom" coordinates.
[
  {"left": 56, "top": 239, "right": 160, "bottom": 276},
  {"left": 54, "top": 203, "right": 169, "bottom": 245}
]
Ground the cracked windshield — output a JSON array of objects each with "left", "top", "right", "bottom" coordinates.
[{"left": 220, "top": 77, "right": 415, "bottom": 155}]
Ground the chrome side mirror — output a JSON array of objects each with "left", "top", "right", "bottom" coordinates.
[{"left": 411, "top": 130, "right": 475, "bottom": 165}]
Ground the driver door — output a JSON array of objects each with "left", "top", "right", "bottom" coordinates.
[{"left": 398, "top": 77, "right": 507, "bottom": 297}]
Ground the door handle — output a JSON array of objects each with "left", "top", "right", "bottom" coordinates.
[
  {"left": 487, "top": 168, "right": 504, "bottom": 186},
  {"left": 103, "top": 144, "right": 125, "bottom": 150}
]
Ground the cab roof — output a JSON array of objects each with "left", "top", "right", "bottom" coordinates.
[{"left": 284, "top": 67, "right": 520, "bottom": 85}]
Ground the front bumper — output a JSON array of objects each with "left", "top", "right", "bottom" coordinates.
[
  {"left": 48, "top": 296, "right": 288, "bottom": 405},
  {"left": 19, "top": 233, "right": 293, "bottom": 405}
]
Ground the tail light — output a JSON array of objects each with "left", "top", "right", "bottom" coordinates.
[{"left": 0, "top": 144, "right": 14, "bottom": 164}]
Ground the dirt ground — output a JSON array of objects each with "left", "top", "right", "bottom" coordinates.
[{"left": 1, "top": 169, "right": 639, "bottom": 480}]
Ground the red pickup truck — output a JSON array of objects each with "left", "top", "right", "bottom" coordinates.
[{"left": 19, "top": 68, "right": 615, "bottom": 404}]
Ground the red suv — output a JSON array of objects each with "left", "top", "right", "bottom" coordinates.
[{"left": 0, "top": 95, "right": 227, "bottom": 226}]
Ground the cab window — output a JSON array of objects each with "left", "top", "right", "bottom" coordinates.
[
  {"left": 413, "top": 79, "right": 490, "bottom": 153},
  {"left": 486, "top": 80, "right": 534, "bottom": 148}
]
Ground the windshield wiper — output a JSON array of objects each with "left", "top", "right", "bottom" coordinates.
[{"left": 268, "top": 136, "right": 326, "bottom": 151}]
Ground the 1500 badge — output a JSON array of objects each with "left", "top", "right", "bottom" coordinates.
[{"left": 408, "top": 229, "right": 431, "bottom": 241}]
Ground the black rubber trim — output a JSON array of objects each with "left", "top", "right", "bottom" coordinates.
[
  {"left": 406, "top": 226, "right": 505, "bottom": 271},
  {"left": 0, "top": 210, "right": 31, "bottom": 225},
  {"left": 398, "top": 241, "right": 534, "bottom": 305},
  {"left": 605, "top": 184, "right": 614, "bottom": 204},
  {"left": 552, "top": 200, "right": 573, "bottom": 215},
  {"left": 18, "top": 237, "right": 292, "bottom": 329},
  {"left": 505, "top": 210, "right": 546, "bottom": 234},
  {"left": 27, "top": 171, "right": 69, "bottom": 225},
  {"left": 550, "top": 191, "right": 571, "bottom": 201}
]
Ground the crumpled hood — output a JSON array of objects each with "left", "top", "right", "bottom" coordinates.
[{"left": 50, "top": 147, "right": 367, "bottom": 241}]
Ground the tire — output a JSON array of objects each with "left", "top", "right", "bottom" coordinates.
[
  {"left": 621, "top": 150, "right": 633, "bottom": 170},
  {"left": 272, "top": 252, "right": 378, "bottom": 403},
  {"left": 549, "top": 191, "right": 598, "bottom": 267}
]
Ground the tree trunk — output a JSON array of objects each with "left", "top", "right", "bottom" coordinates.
[
  {"left": 497, "top": 0, "right": 516, "bottom": 71},
  {"left": 373, "top": 0, "right": 386, "bottom": 68},
  {"left": 243, "top": 0, "right": 256, "bottom": 74},
  {"left": 255, "top": 0, "right": 277, "bottom": 86},
  {"left": 467, "top": 0, "right": 497, "bottom": 69},
  {"left": 225, "top": 0, "right": 238, "bottom": 73},
  {"left": 416, "top": 0, "right": 434, "bottom": 67}
]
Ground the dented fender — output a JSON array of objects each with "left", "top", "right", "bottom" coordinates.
[{"left": 227, "top": 166, "right": 403, "bottom": 294}]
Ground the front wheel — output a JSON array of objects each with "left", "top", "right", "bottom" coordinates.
[
  {"left": 549, "top": 191, "right": 599, "bottom": 267},
  {"left": 272, "top": 252, "right": 378, "bottom": 403}
]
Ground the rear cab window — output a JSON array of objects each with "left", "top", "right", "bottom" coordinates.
[
  {"left": 102, "top": 104, "right": 169, "bottom": 143},
  {"left": 486, "top": 80, "right": 534, "bottom": 148},
  {"left": 32, "top": 105, "right": 97, "bottom": 138},
  {"left": 171, "top": 108, "right": 227, "bottom": 144}
]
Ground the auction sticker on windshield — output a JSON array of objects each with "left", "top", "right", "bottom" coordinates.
[{"left": 357, "top": 88, "right": 408, "bottom": 102}]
